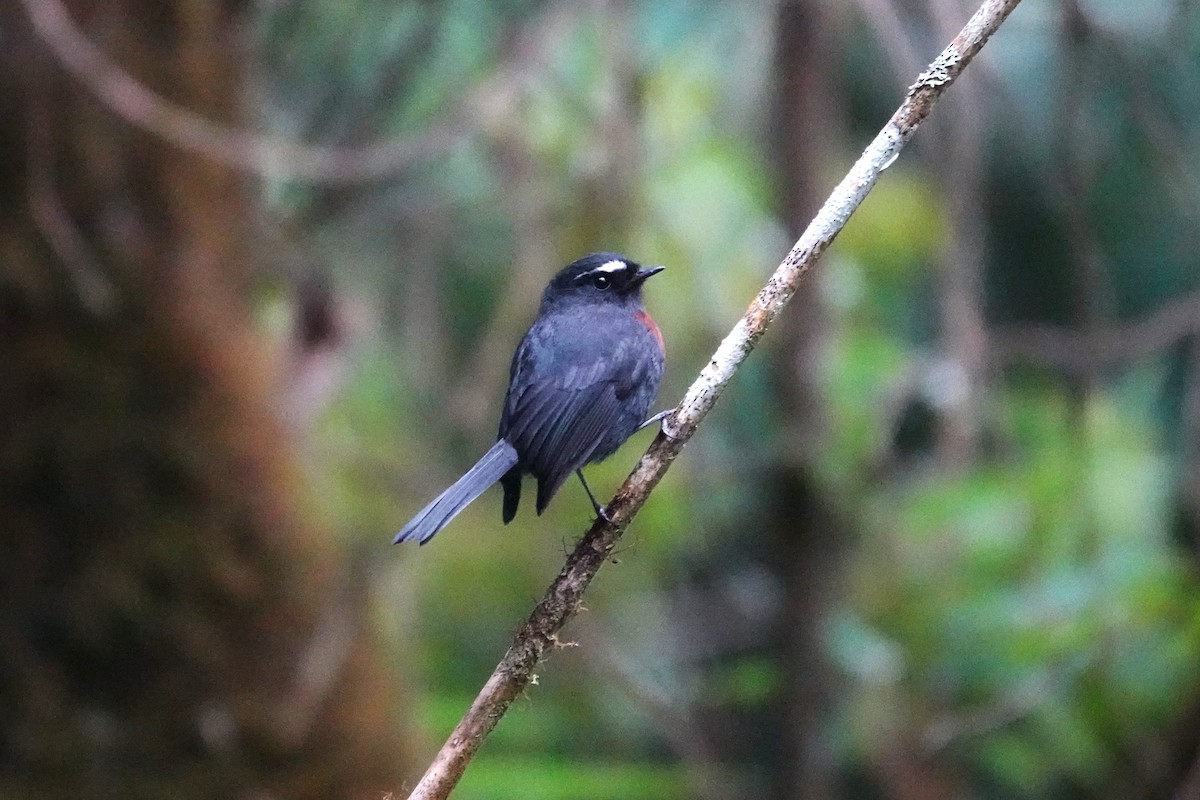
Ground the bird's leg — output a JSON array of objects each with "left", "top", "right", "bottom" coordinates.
[
  {"left": 576, "top": 469, "right": 611, "bottom": 522},
  {"left": 636, "top": 408, "right": 673, "bottom": 433}
]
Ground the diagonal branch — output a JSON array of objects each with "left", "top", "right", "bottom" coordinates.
[{"left": 404, "top": 1, "right": 1024, "bottom": 797}]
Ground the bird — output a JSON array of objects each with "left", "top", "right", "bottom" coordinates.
[{"left": 394, "top": 252, "right": 666, "bottom": 545}]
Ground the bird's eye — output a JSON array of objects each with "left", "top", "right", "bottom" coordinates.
[{"left": 591, "top": 274, "right": 612, "bottom": 290}]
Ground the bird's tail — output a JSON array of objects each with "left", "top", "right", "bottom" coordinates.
[{"left": 393, "top": 440, "right": 519, "bottom": 545}]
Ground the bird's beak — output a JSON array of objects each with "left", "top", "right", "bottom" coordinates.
[{"left": 632, "top": 265, "right": 665, "bottom": 286}]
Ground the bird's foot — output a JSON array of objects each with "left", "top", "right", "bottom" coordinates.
[{"left": 636, "top": 408, "right": 673, "bottom": 433}]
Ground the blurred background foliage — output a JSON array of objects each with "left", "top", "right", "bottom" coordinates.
[{"left": 5, "top": 0, "right": 1200, "bottom": 798}]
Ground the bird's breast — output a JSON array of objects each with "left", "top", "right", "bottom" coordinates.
[{"left": 634, "top": 310, "right": 665, "bottom": 355}]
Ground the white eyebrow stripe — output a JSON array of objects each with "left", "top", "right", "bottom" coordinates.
[{"left": 592, "top": 259, "right": 628, "bottom": 274}]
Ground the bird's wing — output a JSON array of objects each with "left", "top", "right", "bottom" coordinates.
[
  {"left": 501, "top": 341, "right": 625, "bottom": 503},
  {"left": 499, "top": 313, "right": 660, "bottom": 512},
  {"left": 505, "top": 375, "right": 617, "bottom": 469}
]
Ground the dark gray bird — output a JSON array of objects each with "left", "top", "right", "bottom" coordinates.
[{"left": 394, "top": 252, "right": 665, "bottom": 545}]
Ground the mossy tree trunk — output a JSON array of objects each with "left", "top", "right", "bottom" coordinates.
[{"left": 0, "top": 2, "right": 404, "bottom": 797}]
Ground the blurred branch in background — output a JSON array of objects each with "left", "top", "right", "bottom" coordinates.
[
  {"left": 993, "top": 289, "right": 1200, "bottom": 374},
  {"left": 21, "top": 0, "right": 464, "bottom": 182},
  {"left": 404, "top": 1, "right": 1024, "bottom": 797},
  {"left": 25, "top": 91, "right": 119, "bottom": 317}
]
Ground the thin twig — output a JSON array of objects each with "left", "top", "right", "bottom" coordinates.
[
  {"left": 404, "top": 1, "right": 1024, "bottom": 797},
  {"left": 21, "top": 0, "right": 462, "bottom": 183}
]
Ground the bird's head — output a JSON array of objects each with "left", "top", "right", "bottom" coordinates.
[{"left": 542, "top": 252, "right": 664, "bottom": 307}]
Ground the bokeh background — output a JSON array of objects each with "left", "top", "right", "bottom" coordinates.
[{"left": 4, "top": 0, "right": 1200, "bottom": 798}]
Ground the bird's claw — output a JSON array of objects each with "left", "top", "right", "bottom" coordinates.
[{"left": 636, "top": 408, "right": 673, "bottom": 433}]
